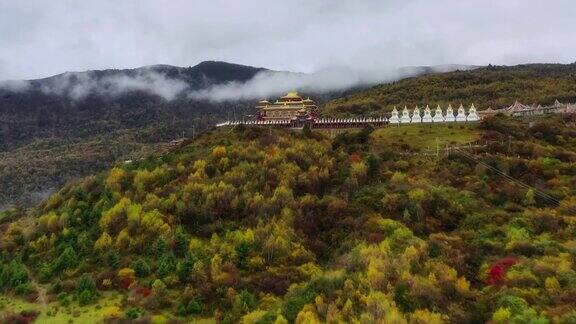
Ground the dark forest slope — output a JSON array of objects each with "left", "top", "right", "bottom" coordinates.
[
  {"left": 0, "top": 61, "right": 266, "bottom": 147},
  {"left": 0, "top": 61, "right": 275, "bottom": 207}
]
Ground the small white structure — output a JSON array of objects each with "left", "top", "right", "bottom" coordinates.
[
  {"left": 433, "top": 105, "right": 444, "bottom": 122},
  {"left": 411, "top": 106, "right": 422, "bottom": 123},
  {"left": 456, "top": 104, "right": 467, "bottom": 122},
  {"left": 467, "top": 103, "right": 479, "bottom": 121},
  {"left": 400, "top": 106, "right": 412, "bottom": 123},
  {"left": 389, "top": 106, "right": 400, "bottom": 124},
  {"left": 422, "top": 105, "right": 433, "bottom": 123},
  {"left": 445, "top": 104, "right": 455, "bottom": 122}
]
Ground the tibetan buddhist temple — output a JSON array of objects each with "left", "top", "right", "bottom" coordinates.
[{"left": 256, "top": 92, "right": 318, "bottom": 121}]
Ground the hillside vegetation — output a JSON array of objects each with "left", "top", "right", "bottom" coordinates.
[
  {"left": 1, "top": 114, "right": 576, "bottom": 323},
  {"left": 324, "top": 63, "right": 576, "bottom": 117}
]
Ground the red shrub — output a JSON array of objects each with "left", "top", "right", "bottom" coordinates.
[
  {"left": 20, "top": 310, "right": 39, "bottom": 322},
  {"left": 134, "top": 285, "right": 152, "bottom": 298},
  {"left": 350, "top": 154, "right": 362, "bottom": 163},
  {"left": 368, "top": 232, "right": 384, "bottom": 243},
  {"left": 119, "top": 277, "right": 135, "bottom": 290},
  {"left": 487, "top": 257, "right": 517, "bottom": 286},
  {"left": 2, "top": 310, "right": 39, "bottom": 324}
]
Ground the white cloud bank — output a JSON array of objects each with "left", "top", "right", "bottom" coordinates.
[
  {"left": 0, "top": 80, "right": 30, "bottom": 92},
  {"left": 11, "top": 70, "right": 189, "bottom": 101},
  {"left": 189, "top": 66, "right": 432, "bottom": 102},
  {"left": 1, "top": 62, "right": 475, "bottom": 102},
  {"left": 0, "top": 0, "right": 574, "bottom": 81}
]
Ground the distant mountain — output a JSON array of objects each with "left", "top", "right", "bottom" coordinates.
[
  {"left": 0, "top": 61, "right": 281, "bottom": 207},
  {"left": 0, "top": 61, "right": 271, "bottom": 147},
  {"left": 398, "top": 64, "right": 480, "bottom": 75},
  {"left": 29, "top": 60, "right": 267, "bottom": 89}
]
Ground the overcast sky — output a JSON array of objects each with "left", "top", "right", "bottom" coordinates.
[{"left": 1, "top": 0, "right": 575, "bottom": 80}]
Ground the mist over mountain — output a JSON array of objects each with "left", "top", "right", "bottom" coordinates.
[
  {"left": 189, "top": 64, "right": 478, "bottom": 102},
  {"left": 0, "top": 61, "right": 264, "bottom": 146},
  {"left": 0, "top": 61, "right": 273, "bottom": 208},
  {"left": 1, "top": 61, "right": 267, "bottom": 100},
  {"left": 1, "top": 61, "right": 477, "bottom": 103}
]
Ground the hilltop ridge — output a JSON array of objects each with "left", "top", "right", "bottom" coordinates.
[{"left": 323, "top": 63, "right": 576, "bottom": 117}]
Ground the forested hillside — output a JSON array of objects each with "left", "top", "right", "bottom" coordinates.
[
  {"left": 1, "top": 114, "right": 575, "bottom": 323},
  {"left": 0, "top": 61, "right": 274, "bottom": 208},
  {"left": 324, "top": 63, "right": 576, "bottom": 117}
]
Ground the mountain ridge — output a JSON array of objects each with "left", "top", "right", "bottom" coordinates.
[
  {"left": 323, "top": 63, "right": 576, "bottom": 118},
  {"left": 4, "top": 60, "right": 269, "bottom": 83}
]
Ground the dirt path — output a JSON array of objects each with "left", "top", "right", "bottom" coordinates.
[{"left": 24, "top": 266, "right": 48, "bottom": 311}]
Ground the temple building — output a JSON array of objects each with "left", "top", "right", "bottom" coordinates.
[
  {"left": 503, "top": 100, "right": 576, "bottom": 117},
  {"left": 422, "top": 105, "right": 433, "bottom": 123},
  {"left": 433, "top": 105, "right": 445, "bottom": 122},
  {"left": 477, "top": 107, "right": 498, "bottom": 120},
  {"left": 477, "top": 100, "right": 576, "bottom": 118},
  {"left": 411, "top": 106, "right": 422, "bottom": 123},
  {"left": 256, "top": 92, "right": 318, "bottom": 121}
]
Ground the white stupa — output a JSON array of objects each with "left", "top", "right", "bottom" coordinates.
[
  {"left": 432, "top": 105, "right": 445, "bottom": 123},
  {"left": 445, "top": 104, "right": 455, "bottom": 122},
  {"left": 466, "top": 103, "right": 479, "bottom": 122},
  {"left": 389, "top": 106, "right": 400, "bottom": 124},
  {"left": 411, "top": 106, "right": 422, "bottom": 123},
  {"left": 400, "top": 106, "right": 411, "bottom": 123},
  {"left": 456, "top": 104, "right": 467, "bottom": 122},
  {"left": 422, "top": 105, "right": 433, "bottom": 123}
]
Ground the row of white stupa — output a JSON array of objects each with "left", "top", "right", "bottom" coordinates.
[{"left": 390, "top": 104, "right": 479, "bottom": 123}]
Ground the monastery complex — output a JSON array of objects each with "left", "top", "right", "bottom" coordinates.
[{"left": 216, "top": 92, "right": 576, "bottom": 129}]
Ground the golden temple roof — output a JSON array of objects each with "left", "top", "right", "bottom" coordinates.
[{"left": 281, "top": 91, "right": 301, "bottom": 99}]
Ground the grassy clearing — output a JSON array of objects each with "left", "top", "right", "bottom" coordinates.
[
  {"left": 371, "top": 123, "right": 480, "bottom": 152},
  {"left": 0, "top": 292, "right": 123, "bottom": 324},
  {"left": 0, "top": 296, "right": 34, "bottom": 314}
]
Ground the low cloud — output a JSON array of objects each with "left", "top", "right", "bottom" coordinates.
[
  {"left": 1, "top": 63, "right": 476, "bottom": 102},
  {"left": 38, "top": 70, "right": 189, "bottom": 101},
  {"left": 0, "top": 80, "right": 31, "bottom": 92},
  {"left": 189, "top": 65, "right": 471, "bottom": 102}
]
